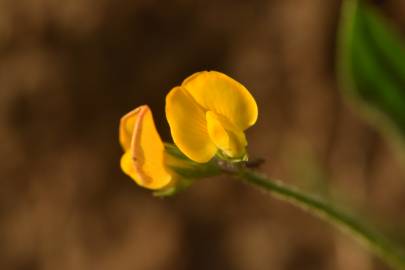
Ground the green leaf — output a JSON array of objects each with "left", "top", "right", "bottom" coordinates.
[{"left": 338, "top": 0, "right": 405, "bottom": 146}]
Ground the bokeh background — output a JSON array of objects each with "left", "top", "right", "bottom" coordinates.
[{"left": 1, "top": 0, "right": 405, "bottom": 269}]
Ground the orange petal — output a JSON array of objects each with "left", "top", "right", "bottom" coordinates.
[
  {"left": 166, "top": 87, "right": 217, "bottom": 163},
  {"left": 182, "top": 71, "right": 258, "bottom": 130},
  {"left": 120, "top": 105, "right": 172, "bottom": 189}
]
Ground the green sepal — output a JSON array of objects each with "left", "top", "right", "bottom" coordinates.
[
  {"left": 153, "top": 144, "right": 222, "bottom": 197},
  {"left": 153, "top": 177, "right": 194, "bottom": 197},
  {"left": 215, "top": 149, "right": 248, "bottom": 163}
]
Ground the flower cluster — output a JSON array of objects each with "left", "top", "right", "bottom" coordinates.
[{"left": 119, "top": 71, "right": 258, "bottom": 192}]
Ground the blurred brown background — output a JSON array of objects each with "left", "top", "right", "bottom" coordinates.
[{"left": 1, "top": 0, "right": 405, "bottom": 269}]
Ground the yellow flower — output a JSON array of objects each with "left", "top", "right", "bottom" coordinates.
[
  {"left": 166, "top": 71, "right": 258, "bottom": 163},
  {"left": 119, "top": 71, "right": 257, "bottom": 191},
  {"left": 119, "top": 105, "right": 172, "bottom": 189}
]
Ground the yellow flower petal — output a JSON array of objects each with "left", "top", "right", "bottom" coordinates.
[
  {"left": 166, "top": 86, "right": 217, "bottom": 163},
  {"left": 120, "top": 151, "right": 137, "bottom": 181},
  {"left": 182, "top": 71, "right": 258, "bottom": 130},
  {"left": 119, "top": 107, "right": 141, "bottom": 151},
  {"left": 206, "top": 111, "right": 247, "bottom": 158},
  {"left": 120, "top": 105, "right": 172, "bottom": 189}
]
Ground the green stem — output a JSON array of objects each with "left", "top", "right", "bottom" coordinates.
[{"left": 234, "top": 168, "right": 405, "bottom": 270}]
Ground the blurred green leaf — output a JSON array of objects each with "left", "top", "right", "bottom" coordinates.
[{"left": 338, "top": 0, "right": 405, "bottom": 146}]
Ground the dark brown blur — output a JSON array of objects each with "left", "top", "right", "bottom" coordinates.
[{"left": 1, "top": 1, "right": 405, "bottom": 270}]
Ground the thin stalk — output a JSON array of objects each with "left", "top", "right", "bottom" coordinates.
[{"left": 234, "top": 168, "right": 405, "bottom": 270}]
